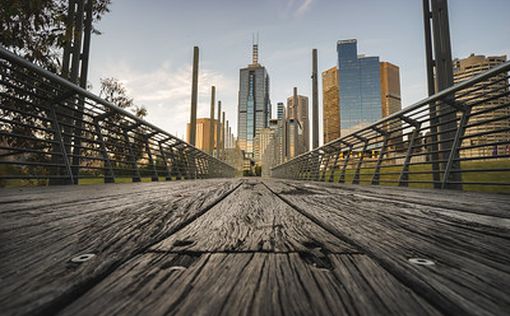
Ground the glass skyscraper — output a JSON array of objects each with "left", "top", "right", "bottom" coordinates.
[
  {"left": 238, "top": 43, "right": 271, "bottom": 159},
  {"left": 337, "top": 39, "right": 381, "bottom": 136}
]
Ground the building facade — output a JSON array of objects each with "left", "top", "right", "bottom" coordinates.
[
  {"left": 287, "top": 119, "right": 303, "bottom": 159},
  {"left": 287, "top": 92, "right": 309, "bottom": 152},
  {"left": 453, "top": 54, "right": 510, "bottom": 157},
  {"left": 337, "top": 39, "right": 381, "bottom": 136},
  {"left": 186, "top": 118, "right": 219, "bottom": 153},
  {"left": 322, "top": 66, "right": 340, "bottom": 143},
  {"left": 237, "top": 43, "right": 271, "bottom": 161}
]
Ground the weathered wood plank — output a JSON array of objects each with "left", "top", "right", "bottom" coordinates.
[
  {"left": 152, "top": 180, "right": 356, "bottom": 253},
  {"left": 264, "top": 180, "right": 510, "bottom": 316},
  {"left": 59, "top": 252, "right": 440, "bottom": 316},
  {"left": 0, "top": 179, "right": 241, "bottom": 315}
]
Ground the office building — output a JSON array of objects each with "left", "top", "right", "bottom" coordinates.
[
  {"left": 287, "top": 89, "right": 309, "bottom": 152},
  {"left": 453, "top": 54, "right": 510, "bottom": 157},
  {"left": 337, "top": 39, "right": 381, "bottom": 136},
  {"left": 186, "top": 118, "right": 219, "bottom": 153},
  {"left": 237, "top": 41, "right": 271, "bottom": 161},
  {"left": 322, "top": 66, "right": 340, "bottom": 143}
]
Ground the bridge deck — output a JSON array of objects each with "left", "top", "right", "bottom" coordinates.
[{"left": 1, "top": 179, "right": 509, "bottom": 315}]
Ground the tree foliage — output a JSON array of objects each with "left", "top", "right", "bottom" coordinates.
[{"left": 0, "top": 0, "right": 111, "bottom": 70}]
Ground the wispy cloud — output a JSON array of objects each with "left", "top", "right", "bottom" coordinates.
[
  {"left": 281, "top": 0, "right": 315, "bottom": 18},
  {"left": 295, "top": 0, "right": 314, "bottom": 17}
]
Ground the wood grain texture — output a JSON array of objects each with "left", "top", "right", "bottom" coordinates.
[
  {"left": 59, "top": 252, "right": 440, "bottom": 316},
  {"left": 264, "top": 180, "right": 510, "bottom": 316},
  {"left": 152, "top": 180, "right": 356, "bottom": 253},
  {"left": 0, "top": 179, "right": 241, "bottom": 315}
]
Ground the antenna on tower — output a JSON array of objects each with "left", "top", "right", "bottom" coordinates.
[{"left": 251, "top": 32, "right": 259, "bottom": 65}]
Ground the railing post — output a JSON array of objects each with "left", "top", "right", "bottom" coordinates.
[
  {"left": 144, "top": 136, "right": 159, "bottom": 182},
  {"left": 398, "top": 117, "right": 422, "bottom": 187},
  {"left": 442, "top": 106, "right": 470, "bottom": 189},
  {"left": 313, "top": 152, "right": 324, "bottom": 181},
  {"left": 339, "top": 145, "right": 353, "bottom": 183},
  {"left": 371, "top": 129, "right": 389, "bottom": 185},
  {"left": 328, "top": 150, "right": 341, "bottom": 182},
  {"left": 122, "top": 130, "right": 141, "bottom": 182},
  {"left": 352, "top": 136, "right": 369, "bottom": 185},
  {"left": 49, "top": 102, "right": 74, "bottom": 185},
  {"left": 158, "top": 141, "right": 173, "bottom": 181},
  {"left": 93, "top": 118, "right": 115, "bottom": 183},
  {"left": 320, "top": 151, "right": 332, "bottom": 181}
]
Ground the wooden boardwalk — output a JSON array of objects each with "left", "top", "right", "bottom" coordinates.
[{"left": 1, "top": 179, "right": 509, "bottom": 315}]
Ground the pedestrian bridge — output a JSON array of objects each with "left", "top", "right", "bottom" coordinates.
[{"left": 1, "top": 49, "right": 510, "bottom": 315}]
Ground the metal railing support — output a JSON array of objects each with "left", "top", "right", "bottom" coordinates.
[
  {"left": 328, "top": 151, "right": 341, "bottom": 183},
  {"left": 158, "top": 142, "right": 173, "bottom": 181},
  {"left": 352, "top": 137, "right": 369, "bottom": 185},
  {"left": 339, "top": 145, "right": 353, "bottom": 183},
  {"left": 93, "top": 119, "right": 115, "bottom": 183},
  {"left": 398, "top": 122, "right": 422, "bottom": 187},
  {"left": 144, "top": 137, "right": 159, "bottom": 182},
  {"left": 441, "top": 106, "right": 471, "bottom": 189},
  {"left": 122, "top": 130, "right": 141, "bottom": 182},
  {"left": 48, "top": 100, "right": 74, "bottom": 185},
  {"left": 371, "top": 135, "right": 389, "bottom": 185}
]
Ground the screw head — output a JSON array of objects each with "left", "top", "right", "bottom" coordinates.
[
  {"left": 70, "top": 253, "right": 96, "bottom": 263},
  {"left": 408, "top": 258, "right": 435, "bottom": 266}
]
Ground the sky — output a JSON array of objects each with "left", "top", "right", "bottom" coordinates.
[{"left": 87, "top": 0, "right": 510, "bottom": 144}]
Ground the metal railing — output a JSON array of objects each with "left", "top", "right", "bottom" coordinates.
[
  {"left": 272, "top": 61, "right": 510, "bottom": 192},
  {"left": 0, "top": 47, "right": 236, "bottom": 186}
]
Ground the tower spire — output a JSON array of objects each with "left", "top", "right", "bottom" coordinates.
[{"left": 251, "top": 33, "right": 259, "bottom": 65}]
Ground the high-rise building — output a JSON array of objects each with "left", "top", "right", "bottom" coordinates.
[
  {"left": 322, "top": 66, "right": 340, "bottom": 143},
  {"left": 237, "top": 41, "right": 271, "bottom": 161},
  {"left": 277, "top": 102, "right": 286, "bottom": 120},
  {"left": 337, "top": 39, "right": 381, "bottom": 136},
  {"left": 287, "top": 90, "right": 309, "bottom": 152},
  {"left": 380, "top": 62, "right": 402, "bottom": 118},
  {"left": 453, "top": 54, "right": 510, "bottom": 157},
  {"left": 186, "top": 118, "right": 219, "bottom": 153}
]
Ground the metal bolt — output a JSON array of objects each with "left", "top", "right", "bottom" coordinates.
[
  {"left": 408, "top": 258, "right": 435, "bottom": 266},
  {"left": 70, "top": 253, "right": 96, "bottom": 263},
  {"left": 168, "top": 266, "right": 187, "bottom": 272}
]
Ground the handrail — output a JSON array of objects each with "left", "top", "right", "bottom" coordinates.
[
  {"left": 272, "top": 60, "right": 510, "bottom": 192},
  {"left": 0, "top": 46, "right": 236, "bottom": 185}
]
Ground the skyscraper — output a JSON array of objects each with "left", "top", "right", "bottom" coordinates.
[
  {"left": 287, "top": 88, "right": 309, "bottom": 152},
  {"left": 322, "top": 66, "right": 340, "bottom": 143},
  {"left": 337, "top": 39, "right": 381, "bottom": 136},
  {"left": 237, "top": 41, "right": 271, "bottom": 160},
  {"left": 380, "top": 62, "right": 402, "bottom": 118},
  {"left": 453, "top": 54, "right": 510, "bottom": 157}
]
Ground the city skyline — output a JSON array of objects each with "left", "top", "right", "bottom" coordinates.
[{"left": 85, "top": 0, "right": 510, "bottom": 143}]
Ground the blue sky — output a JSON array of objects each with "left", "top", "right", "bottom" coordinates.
[{"left": 87, "top": 0, "right": 510, "bottom": 143}]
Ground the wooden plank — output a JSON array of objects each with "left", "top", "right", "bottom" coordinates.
[
  {"left": 0, "top": 179, "right": 241, "bottom": 315},
  {"left": 152, "top": 180, "right": 356, "bottom": 253},
  {"left": 285, "top": 179, "right": 510, "bottom": 219},
  {"left": 59, "top": 252, "right": 440, "bottom": 316},
  {"left": 264, "top": 180, "right": 510, "bottom": 316}
]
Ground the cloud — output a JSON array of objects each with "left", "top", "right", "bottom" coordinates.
[
  {"left": 295, "top": 0, "right": 314, "bottom": 17},
  {"left": 93, "top": 60, "right": 236, "bottom": 140},
  {"left": 280, "top": 0, "right": 315, "bottom": 18}
]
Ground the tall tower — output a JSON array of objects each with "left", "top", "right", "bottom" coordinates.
[
  {"left": 189, "top": 46, "right": 199, "bottom": 146},
  {"left": 312, "top": 49, "right": 319, "bottom": 149},
  {"left": 287, "top": 88, "right": 309, "bottom": 153},
  {"left": 237, "top": 37, "right": 271, "bottom": 160},
  {"left": 322, "top": 66, "right": 340, "bottom": 143}
]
